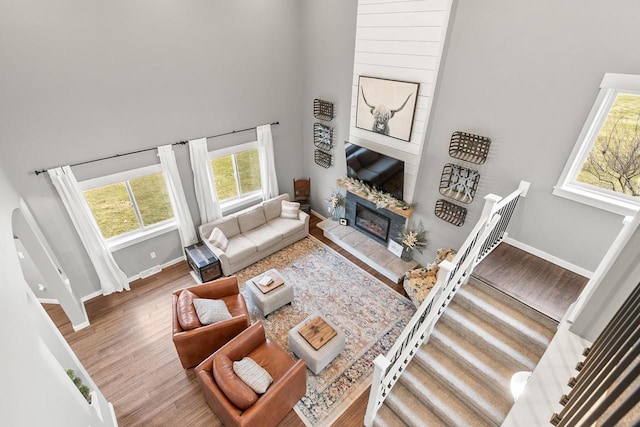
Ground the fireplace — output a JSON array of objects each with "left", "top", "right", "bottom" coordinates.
[{"left": 354, "top": 203, "right": 391, "bottom": 243}]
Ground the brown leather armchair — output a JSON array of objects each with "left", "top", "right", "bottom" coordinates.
[
  {"left": 195, "top": 322, "right": 306, "bottom": 427},
  {"left": 172, "top": 276, "right": 251, "bottom": 368}
]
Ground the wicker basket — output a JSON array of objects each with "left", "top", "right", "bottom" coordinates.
[
  {"left": 449, "top": 131, "right": 491, "bottom": 164},
  {"left": 314, "top": 149, "right": 332, "bottom": 168},
  {"left": 438, "top": 163, "right": 480, "bottom": 204},
  {"left": 313, "top": 99, "right": 334, "bottom": 121},
  {"left": 313, "top": 123, "right": 333, "bottom": 151},
  {"left": 435, "top": 199, "right": 467, "bottom": 227}
]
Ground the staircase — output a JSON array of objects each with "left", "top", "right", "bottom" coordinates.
[{"left": 373, "top": 277, "right": 558, "bottom": 427}]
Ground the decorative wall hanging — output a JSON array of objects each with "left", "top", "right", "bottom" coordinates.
[
  {"left": 314, "top": 99, "right": 334, "bottom": 121},
  {"left": 314, "top": 149, "right": 332, "bottom": 168},
  {"left": 438, "top": 163, "right": 480, "bottom": 204},
  {"left": 449, "top": 131, "right": 491, "bottom": 164},
  {"left": 356, "top": 76, "right": 419, "bottom": 142},
  {"left": 435, "top": 199, "right": 467, "bottom": 227},
  {"left": 313, "top": 123, "right": 333, "bottom": 151}
]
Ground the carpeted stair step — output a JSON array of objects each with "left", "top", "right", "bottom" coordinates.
[
  {"left": 440, "top": 304, "right": 539, "bottom": 371},
  {"left": 413, "top": 344, "right": 510, "bottom": 425},
  {"left": 430, "top": 322, "right": 515, "bottom": 402},
  {"left": 394, "top": 361, "right": 495, "bottom": 427},
  {"left": 372, "top": 404, "right": 409, "bottom": 427},
  {"left": 469, "top": 276, "right": 558, "bottom": 332},
  {"left": 456, "top": 283, "right": 550, "bottom": 355},
  {"left": 384, "top": 380, "right": 449, "bottom": 427}
]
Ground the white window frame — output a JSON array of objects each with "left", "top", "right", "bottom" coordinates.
[
  {"left": 208, "top": 141, "right": 263, "bottom": 214},
  {"left": 78, "top": 164, "right": 178, "bottom": 251},
  {"left": 553, "top": 73, "right": 640, "bottom": 216}
]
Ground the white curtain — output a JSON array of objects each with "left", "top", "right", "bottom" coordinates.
[
  {"left": 157, "top": 145, "right": 198, "bottom": 248},
  {"left": 256, "top": 124, "right": 279, "bottom": 200},
  {"left": 188, "top": 138, "right": 222, "bottom": 224},
  {"left": 48, "top": 166, "right": 129, "bottom": 295}
]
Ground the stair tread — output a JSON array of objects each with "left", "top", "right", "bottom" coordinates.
[
  {"left": 399, "top": 364, "right": 496, "bottom": 427},
  {"left": 415, "top": 345, "right": 511, "bottom": 424},
  {"left": 468, "top": 277, "right": 559, "bottom": 330},
  {"left": 458, "top": 282, "right": 557, "bottom": 345},
  {"left": 386, "top": 381, "right": 450, "bottom": 427},
  {"left": 442, "top": 305, "right": 540, "bottom": 370},
  {"left": 431, "top": 322, "right": 514, "bottom": 400},
  {"left": 373, "top": 404, "right": 409, "bottom": 427}
]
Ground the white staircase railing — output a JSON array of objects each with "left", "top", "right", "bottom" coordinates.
[{"left": 364, "top": 180, "right": 530, "bottom": 427}]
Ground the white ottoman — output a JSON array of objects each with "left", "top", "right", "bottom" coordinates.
[
  {"left": 247, "top": 269, "right": 294, "bottom": 316},
  {"left": 288, "top": 314, "right": 345, "bottom": 375}
]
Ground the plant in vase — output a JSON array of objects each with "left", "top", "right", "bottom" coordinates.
[
  {"left": 398, "top": 223, "right": 427, "bottom": 261},
  {"left": 327, "top": 188, "right": 345, "bottom": 221}
]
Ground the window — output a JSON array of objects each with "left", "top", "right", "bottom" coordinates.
[
  {"left": 79, "top": 165, "right": 177, "bottom": 249},
  {"left": 554, "top": 73, "right": 640, "bottom": 216},
  {"left": 209, "top": 141, "right": 263, "bottom": 211}
]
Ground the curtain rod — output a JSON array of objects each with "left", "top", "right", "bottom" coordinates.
[{"left": 34, "top": 121, "right": 280, "bottom": 175}]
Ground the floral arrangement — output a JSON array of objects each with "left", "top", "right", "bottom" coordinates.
[
  {"left": 327, "top": 188, "right": 345, "bottom": 211},
  {"left": 399, "top": 223, "right": 427, "bottom": 254},
  {"left": 341, "top": 176, "right": 411, "bottom": 210}
]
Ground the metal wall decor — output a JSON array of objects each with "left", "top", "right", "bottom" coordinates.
[
  {"left": 449, "top": 131, "right": 491, "bottom": 164},
  {"left": 314, "top": 149, "right": 332, "bottom": 168},
  {"left": 435, "top": 199, "right": 467, "bottom": 227},
  {"left": 313, "top": 123, "right": 333, "bottom": 151},
  {"left": 314, "top": 99, "right": 334, "bottom": 121},
  {"left": 313, "top": 99, "right": 335, "bottom": 168},
  {"left": 438, "top": 163, "right": 480, "bottom": 204}
]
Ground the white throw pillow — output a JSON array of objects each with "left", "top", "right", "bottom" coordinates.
[
  {"left": 280, "top": 200, "right": 300, "bottom": 220},
  {"left": 233, "top": 357, "right": 273, "bottom": 394},
  {"left": 192, "top": 298, "right": 232, "bottom": 325},
  {"left": 208, "top": 227, "right": 229, "bottom": 251}
]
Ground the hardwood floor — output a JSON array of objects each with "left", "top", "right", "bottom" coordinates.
[
  {"left": 43, "top": 215, "right": 586, "bottom": 426},
  {"left": 473, "top": 242, "right": 589, "bottom": 321}
]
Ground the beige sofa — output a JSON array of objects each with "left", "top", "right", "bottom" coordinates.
[{"left": 199, "top": 194, "right": 309, "bottom": 276}]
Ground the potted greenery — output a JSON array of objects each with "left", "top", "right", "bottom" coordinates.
[{"left": 66, "top": 369, "right": 91, "bottom": 403}]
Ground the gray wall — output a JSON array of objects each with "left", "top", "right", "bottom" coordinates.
[
  {"left": 0, "top": 1, "right": 304, "bottom": 298},
  {"left": 300, "top": 0, "right": 358, "bottom": 215},
  {"left": 410, "top": 0, "right": 640, "bottom": 271}
]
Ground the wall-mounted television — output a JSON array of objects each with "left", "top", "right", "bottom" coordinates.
[{"left": 345, "top": 142, "right": 404, "bottom": 201}]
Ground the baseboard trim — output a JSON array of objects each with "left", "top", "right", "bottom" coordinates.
[
  {"left": 72, "top": 320, "right": 90, "bottom": 331},
  {"left": 504, "top": 237, "right": 593, "bottom": 278},
  {"left": 38, "top": 298, "right": 60, "bottom": 305},
  {"left": 127, "top": 256, "right": 186, "bottom": 283},
  {"left": 81, "top": 290, "right": 103, "bottom": 303}
]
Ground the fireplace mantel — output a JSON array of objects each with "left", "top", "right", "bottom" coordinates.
[{"left": 337, "top": 177, "right": 413, "bottom": 218}]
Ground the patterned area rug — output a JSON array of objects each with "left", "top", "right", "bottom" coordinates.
[{"left": 233, "top": 237, "right": 415, "bottom": 426}]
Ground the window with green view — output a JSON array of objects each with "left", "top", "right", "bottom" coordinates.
[
  {"left": 210, "top": 148, "right": 262, "bottom": 202},
  {"left": 83, "top": 173, "right": 174, "bottom": 239}
]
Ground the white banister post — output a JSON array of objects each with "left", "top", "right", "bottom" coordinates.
[
  {"left": 518, "top": 180, "right": 531, "bottom": 197},
  {"left": 364, "top": 355, "right": 391, "bottom": 427},
  {"left": 435, "top": 259, "right": 454, "bottom": 289},
  {"left": 481, "top": 193, "right": 502, "bottom": 219}
]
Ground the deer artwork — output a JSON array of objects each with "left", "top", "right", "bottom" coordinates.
[{"left": 360, "top": 86, "right": 414, "bottom": 136}]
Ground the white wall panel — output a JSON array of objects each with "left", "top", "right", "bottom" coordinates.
[{"left": 349, "top": 0, "right": 453, "bottom": 203}]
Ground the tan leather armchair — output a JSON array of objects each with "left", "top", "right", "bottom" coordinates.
[
  {"left": 172, "top": 276, "right": 251, "bottom": 369},
  {"left": 195, "top": 322, "right": 306, "bottom": 427}
]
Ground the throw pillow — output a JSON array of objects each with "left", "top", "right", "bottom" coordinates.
[
  {"left": 192, "top": 298, "right": 232, "bottom": 325},
  {"left": 213, "top": 354, "right": 258, "bottom": 410},
  {"left": 233, "top": 357, "right": 273, "bottom": 394},
  {"left": 176, "top": 289, "right": 203, "bottom": 331},
  {"left": 208, "top": 227, "right": 229, "bottom": 251},
  {"left": 280, "top": 200, "right": 300, "bottom": 220}
]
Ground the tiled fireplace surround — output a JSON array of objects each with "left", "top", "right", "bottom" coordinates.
[{"left": 320, "top": 191, "right": 418, "bottom": 283}]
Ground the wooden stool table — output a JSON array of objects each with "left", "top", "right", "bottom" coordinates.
[{"left": 288, "top": 314, "right": 345, "bottom": 375}]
